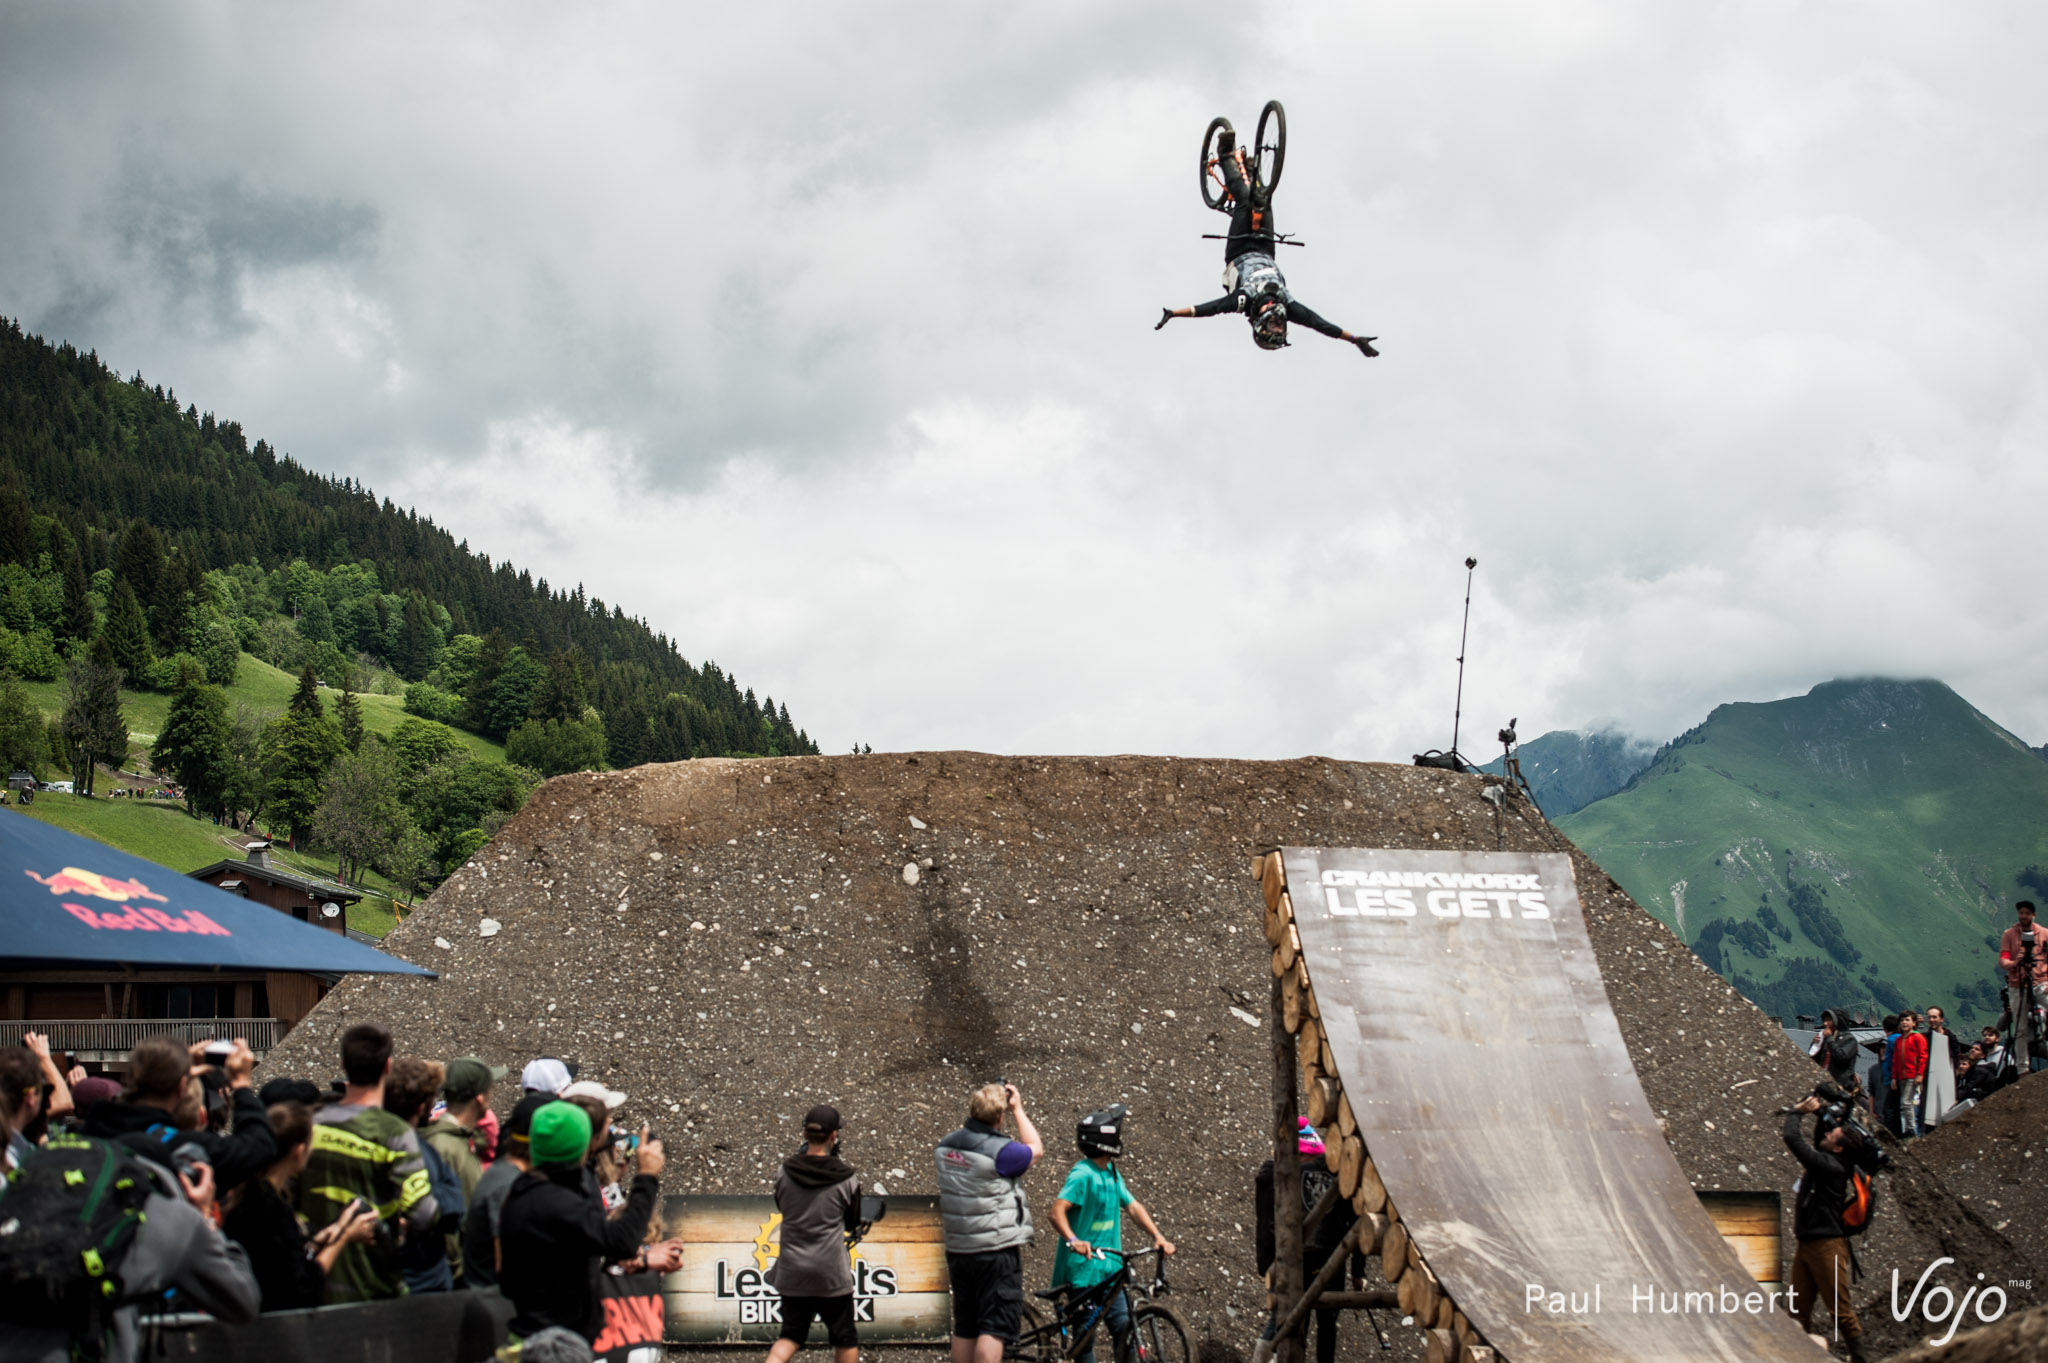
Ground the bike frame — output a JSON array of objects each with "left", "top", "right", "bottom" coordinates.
[{"left": 1038, "top": 1247, "right": 1168, "bottom": 1362}]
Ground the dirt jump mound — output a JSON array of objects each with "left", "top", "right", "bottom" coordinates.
[{"left": 261, "top": 753, "right": 2031, "bottom": 1360}]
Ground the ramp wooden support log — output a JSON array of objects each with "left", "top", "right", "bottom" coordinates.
[
  {"left": 1270, "top": 971, "right": 1306, "bottom": 1363},
  {"left": 1270, "top": 1209, "right": 1369, "bottom": 1347},
  {"left": 1299, "top": 1179, "right": 1341, "bottom": 1246},
  {"left": 1312, "top": 1291, "right": 1398, "bottom": 1311}
]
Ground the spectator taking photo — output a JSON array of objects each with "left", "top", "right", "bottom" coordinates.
[{"left": 762, "top": 1104, "right": 862, "bottom": 1363}]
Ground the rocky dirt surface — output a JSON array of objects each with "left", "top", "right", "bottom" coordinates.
[
  {"left": 262, "top": 753, "right": 2024, "bottom": 1361},
  {"left": 1877, "top": 1303, "right": 2048, "bottom": 1363}
]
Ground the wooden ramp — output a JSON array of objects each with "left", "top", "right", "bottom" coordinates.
[{"left": 1259, "top": 847, "right": 1817, "bottom": 1363}]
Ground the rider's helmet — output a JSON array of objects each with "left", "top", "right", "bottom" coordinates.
[
  {"left": 1076, "top": 1103, "right": 1128, "bottom": 1158},
  {"left": 1252, "top": 298, "right": 1288, "bottom": 350}
]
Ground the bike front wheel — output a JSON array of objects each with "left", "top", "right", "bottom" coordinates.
[
  {"left": 1007, "top": 1299, "right": 1056, "bottom": 1363},
  {"left": 1129, "top": 1303, "right": 1192, "bottom": 1363},
  {"left": 1254, "top": 100, "right": 1287, "bottom": 197},
  {"left": 1200, "top": 116, "right": 1235, "bottom": 212}
]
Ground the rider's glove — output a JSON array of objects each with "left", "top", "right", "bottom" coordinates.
[
  {"left": 1355, "top": 336, "right": 1380, "bottom": 358},
  {"left": 1155, "top": 309, "right": 1173, "bottom": 331}
]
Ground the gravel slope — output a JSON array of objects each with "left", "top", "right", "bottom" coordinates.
[{"left": 261, "top": 753, "right": 2026, "bottom": 1360}]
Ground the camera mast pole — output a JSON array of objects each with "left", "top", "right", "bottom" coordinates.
[{"left": 1450, "top": 557, "right": 1477, "bottom": 765}]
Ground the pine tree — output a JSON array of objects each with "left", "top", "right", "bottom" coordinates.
[
  {"left": 263, "top": 666, "right": 343, "bottom": 844},
  {"left": 113, "top": 521, "right": 163, "bottom": 602},
  {"left": 0, "top": 671, "right": 48, "bottom": 777},
  {"left": 397, "top": 594, "right": 436, "bottom": 681},
  {"left": 0, "top": 486, "right": 31, "bottom": 567},
  {"left": 152, "top": 665, "right": 235, "bottom": 817},
  {"left": 337, "top": 682, "right": 365, "bottom": 753},
  {"left": 60, "top": 636, "right": 127, "bottom": 796},
  {"left": 102, "top": 580, "right": 154, "bottom": 683},
  {"left": 289, "top": 664, "right": 324, "bottom": 719},
  {"left": 537, "top": 648, "right": 588, "bottom": 723},
  {"left": 60, "top": 546, "right": 94, "bottom": 642}
]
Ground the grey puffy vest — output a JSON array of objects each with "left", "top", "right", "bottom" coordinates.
[{"left": 934, "top": 1124, "right": 1033, "bottom": 1253}]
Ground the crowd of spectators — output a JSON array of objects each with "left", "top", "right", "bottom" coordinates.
[
  {"left": 1806, "top": 899, "right": 2048, "bottom": 1138},
  {"left": 0, "top": 1021, "right": 675, "bottom": 1363}
]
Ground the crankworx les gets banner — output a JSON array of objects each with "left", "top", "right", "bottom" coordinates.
[{"left": 656, "top": 1195, "right": 950, "bottom": 1344}]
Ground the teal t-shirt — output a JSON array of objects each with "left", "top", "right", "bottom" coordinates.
[{"left": 1051, "top": 1158, "right": 1134, "bottom": 1289}]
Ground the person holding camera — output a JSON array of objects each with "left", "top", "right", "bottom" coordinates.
[
  {"left": 499, "top": 1102, "right": 666, "bottom": 1344},
  {"left": 221, "top": 1100, "right": 379, "bottom": 1311},
  {"left": 0, "top": 1126, "right": 259, "bottom": 1362},
  {"left": 763, "top": 1104, "right": 863, "bottom": 1363},
  {"left": 1998, "top": 900, "right": 2048, "bottom": 1073},
  {"left": 936, "top": 1082, "right": 1044, "bottom": 1363},
  {"left": 80, "top": 1036, "right": 276, "bottom": 1193},
  {"left": 1782, "top": 1092, "right": 1876, "bottom": 1362}
]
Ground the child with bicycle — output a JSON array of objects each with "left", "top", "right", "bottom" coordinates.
[{"left": 1047, "top": 1105, "right": 1175, "bottom": 1363}]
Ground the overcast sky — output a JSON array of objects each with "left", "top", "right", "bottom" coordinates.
[{"left": 3, "top": 2, "right": 2043, "bottom": 760}]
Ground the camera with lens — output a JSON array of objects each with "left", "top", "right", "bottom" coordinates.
[{"left": 1805, "top": 1082, "right": 1890, "bottom": 1172}]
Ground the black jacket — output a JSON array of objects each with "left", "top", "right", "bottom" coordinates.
[
  {"left": 499, "top": 1163, "right": 659, "bottom": 1340},
  {"left": 1254, "top": 1159, "right": 1358, "bottom": 1275},
  {"left": 222, "top": 1175, "right": 327, "bottom": 1311},
  {"left": 82, "top": 1088, "right": 277, "bottom": 1193},
  {"left": 1782, "top": 1112, "right": 1853, "bottom": 1242}
]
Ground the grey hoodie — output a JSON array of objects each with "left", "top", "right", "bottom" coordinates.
[
  {"left": 0, "top": 1162, "right": 260, "bottom": 1363},
  {"left": 765, "top": 1153, "right": 859, "bottom": 1298}
]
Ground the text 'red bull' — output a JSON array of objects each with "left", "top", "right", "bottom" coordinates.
[{"left": 60, "top": 901, "right": 231, "bottom": 935}]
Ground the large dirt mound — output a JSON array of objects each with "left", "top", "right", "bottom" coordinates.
[{"left": 264, "top": 753, "right": 2023, "bottom": 1359}]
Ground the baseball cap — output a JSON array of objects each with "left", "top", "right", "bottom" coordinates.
[
  {"left": 562, "top": 1078, "right": 627, "bottom": 1111},
  {"left": 258, "top": 1077, "right": 324, "bottom": 1107},
  {"left": 529, "top": 1101, "right": 593, "bottom": 1168},
  {"left": 803, "top": 1104, "right": 842, "bottom": 1138},
  {"left": 71, "top": 1076, "right": 121, "bottom": 1109},
  {"left": 521, "top": 1057, "right": 575, "bottom": 1094},
  {"left": 496, "top": 1092, "right": 553, "bottom": 1161},
  {"left": 445, "top": 1056, "right": 508, "bottom": 1103}
]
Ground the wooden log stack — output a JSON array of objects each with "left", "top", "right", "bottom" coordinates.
[{"left": 1255, "top": 851, "right": 1501, "bottom": 1363}]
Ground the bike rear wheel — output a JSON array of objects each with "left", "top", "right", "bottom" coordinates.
[
  {"left": 1129, "top": 1303, "right": 1191, "bottom": 1363},
  {"left": 1254, "top": 100, "right": 1287, "bottom": 197},
  {"left": 1200, "top": 116, "right": 1235, "bottom": 212},
  {"left": 1007, "top": 1299, "right": 1056, "bottom": 1363}
]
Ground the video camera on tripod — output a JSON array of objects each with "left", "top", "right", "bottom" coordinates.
[{"left": 2016, "top": 926, "right": 2047, "bottom": 1044}]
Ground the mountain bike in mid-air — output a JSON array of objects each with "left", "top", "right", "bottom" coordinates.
[{"left": 1157, "top": 101, "right": 1376, "bottom": 357}]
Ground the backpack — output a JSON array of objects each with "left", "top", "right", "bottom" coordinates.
[
  {"left": 0, "top": 1133, "right": 158, "bottom": 1331},
  {"left": 1841, "top": 1169, "right": 1879, "bottom": 1237}
]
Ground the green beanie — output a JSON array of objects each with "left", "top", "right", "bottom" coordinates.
[{"left": 529, "top": 1100, "right": 592, "bottom": 1167}]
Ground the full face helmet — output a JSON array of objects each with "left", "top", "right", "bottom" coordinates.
[
  {"left": 1076, "top": 1103, "right": 1128, "bottom": 1158},
  {"left": 1252, "top": 299, "right": 1289, "bottom": 350}
]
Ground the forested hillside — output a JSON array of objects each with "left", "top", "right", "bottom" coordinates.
[
  {"left": 0, "top": 318, "right": 817, "bottom": 906},
  {"left": 0, "top": 318, "right": 814, "bottom": 765}
]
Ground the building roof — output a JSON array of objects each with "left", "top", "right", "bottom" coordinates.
[{"left": 187, "top": 855, "right": 364, "bottom": 905}]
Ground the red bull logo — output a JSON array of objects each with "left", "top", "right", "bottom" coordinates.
[{"left": 26, "top": 866, "right": 230, "bottom": 936}]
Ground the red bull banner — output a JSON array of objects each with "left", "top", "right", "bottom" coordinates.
[{"left": 27, "top": 865, "right": 230, "bottom": 935}]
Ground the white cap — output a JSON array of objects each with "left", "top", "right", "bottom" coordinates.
[
  {"left": 562, "top": 1078, "right": 627, "bottom": 1111},
  {"left": 522, "top": 1058, "right": 573, "bottom": 1095}
]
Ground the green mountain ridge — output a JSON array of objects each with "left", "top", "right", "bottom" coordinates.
[{"left": 1557, "top": 678, "right": 2048, "bottom": 1024}]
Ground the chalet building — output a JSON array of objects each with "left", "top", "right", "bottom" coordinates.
[{"left": 0, "top": 842, "right": 365, "bottom": 1072}]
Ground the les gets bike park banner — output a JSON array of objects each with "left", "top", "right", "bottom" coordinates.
[{"left": 656, "top": 1195, "right": 951, "bottom": 1344}]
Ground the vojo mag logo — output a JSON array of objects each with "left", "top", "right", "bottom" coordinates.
[
  {"left": 1316, "top": 868, "right": 1553, "bottom": 922},
  {"left": 712, "top": 1211, "right": 900, "bottom": 1324}
]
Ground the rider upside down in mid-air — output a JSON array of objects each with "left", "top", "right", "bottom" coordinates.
[{"left": 1156, "top": 128, "right": 1377, "bottom": 357}]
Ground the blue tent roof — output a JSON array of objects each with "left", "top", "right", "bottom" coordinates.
[{"left": 0, "top": 809, "right": 435, "bottom": 977}]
